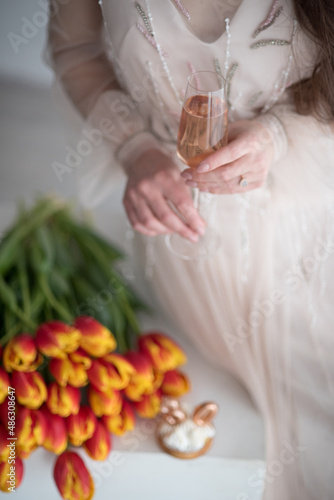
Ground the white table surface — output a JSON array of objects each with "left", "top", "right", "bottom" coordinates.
[
  {"left": 11, "top": 448, "right": 265, "bottom": 500},
  {"left": 0, "top": 79, "right": 265, "bottom": 499}
]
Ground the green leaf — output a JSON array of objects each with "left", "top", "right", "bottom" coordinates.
[
  {"left": 0, "top": 197, "right": 64, "bottom": 275},
  {"left": 0, "top": 275, "right": 36, "bottom": 329},
  {"left": 38, "top": 274, "right": 72, "bottom": 323},
  {"left": 49, "top": 269, "right": 71, "bottom": 297},
  {"left": 35, "top": 225, "right": 55, "bottom": 274},
  {"left": 17, "top": 248, "right": 30, "bottom": 317}
]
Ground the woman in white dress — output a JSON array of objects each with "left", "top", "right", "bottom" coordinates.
[{"left": 47, "top": 1, "right": 334, "bottom": 498}]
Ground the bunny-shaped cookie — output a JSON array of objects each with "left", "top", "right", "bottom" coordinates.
[{"left": 156, "top": 397, "right": 218, "bottom": 459}]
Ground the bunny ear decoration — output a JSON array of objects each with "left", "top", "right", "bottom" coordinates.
[
  {"left": 159, "top": 396, "right": 181, "bottom": 415},
  {"left": 164, "top": 409, "right": 187, "bottom": 426},
  {"left": 192, "top": 402, "right": 219, "bottom": 426}
]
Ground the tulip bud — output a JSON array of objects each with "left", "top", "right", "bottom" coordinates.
[
  {"left": 0, "top": 369, "right": 10, "bottom": 405},
  {"left": 133, "top": 390, "right": 162, "bottom": 418},
  {"left": 83, "top": 420, "right": 111, "bottom": 461},
  {"left": 123, "top": 351, "right": 155, "bottom": 402},
  {"left": 46, "top": 383, "right": 80, "bottom": 418},
  {"left": 88, "top": 386, "right": 122, "bottom": 417},
  {"left": 75, "top": 316, "right": 116, "bottom": 357},
  {"left": 66, "top": 406, "right": 97, "bottom": 447},
  {"left": 0, "top": 399, "right": 9, "bottom": 429},
  {"left": 16, "top": 406, "right": 47, "bottom": 459},
  {"left": 49, "top": 350, "right": 90, "bottom": 388},
  {"left": 101, "top": 400, "right": 135, "bottom": 436},
  {"left": 3, "top": 334, "right": 43, "bottom": 373},
  {"left": 138, "top": 332, "right": 187, "bottom": 372},
  {"left": 69, "top": 349, "right": 92, "bottom": 369},
  {"left": 87, "top": 353, "right": 135, "bottom": 393},
  {"left": 54, "top": 451, "right": 94, "bottom": 500},
  {"left": 12, "top": 370, "right": 47, "bottom": 410},
  {"left": 144, "top": 369, "right": 164, "bottom": 396},
  {"left": 160, "top": 370, "right": 191, "bottom": 397},
  {"left": 102, "top": 353, "right": 136, "bottom": 389},
  {"left": 36, "top": 321, "right": 81, "bottom": 359},
  {"left": 0, "top": 457, "right": 24, "bottom": 492},
  {"left": 0, "top": 423, "right": 10, "bottom": 462},
  {"left": 40, "top": 405, "right": 68, "bottom": 455}
]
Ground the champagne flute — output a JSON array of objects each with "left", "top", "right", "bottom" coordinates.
[{"left": 166, "top": 71, "right": 228, "bottom": 260}]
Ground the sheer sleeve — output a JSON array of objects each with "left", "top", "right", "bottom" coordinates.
[
  {"left": 47, "top": 0, "right": 164, "bottom": 207},
  {"left": 254, "top": 95, "right": 334, "bottom": 172},
  {"left": 47, "top": 0, "right": 119, "bottom": 117},
  {"left": 252, "top": 94, "right": 334, "bottom": 206}
]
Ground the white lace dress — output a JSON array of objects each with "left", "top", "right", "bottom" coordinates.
[{"left": 48, "top": 1, "right": 334, "bottom": 498}]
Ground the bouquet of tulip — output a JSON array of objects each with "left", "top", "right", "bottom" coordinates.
[
  {"left": 0, "top": 319, "right": 190, "bottom": 498},
  {"left": 0, "top": 197, "right": 191, "bottom": 498}
]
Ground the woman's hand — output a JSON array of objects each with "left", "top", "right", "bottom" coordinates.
[
  {"left": 180, "top": 120, "right": 275, "bottom": 194},
  {"left": 123, "top": 149, "right": 206, "bottom": 241}
]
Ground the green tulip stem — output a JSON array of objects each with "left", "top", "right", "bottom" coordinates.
[
  {"left": 17, "top": 248, "right": 31, "bottom": 318},
  {"left": 0, "top": 197, "right": 65, "bottom": 275},
  {"left": 0, "top": 322, "right": 23, "bottom": 346},
  {"left": 0, "top": 275, "right": 36, "bottom": 330},
  {"left": 38, "top": 274, "right": 72, "bottom": 323}
]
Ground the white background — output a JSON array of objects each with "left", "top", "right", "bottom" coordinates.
[{"left": 0, "top": 0, "right": 52, "bottom": 86}]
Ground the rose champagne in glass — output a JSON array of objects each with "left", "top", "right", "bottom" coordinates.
[{"left": 166, "top": 71, "right": 227, "bottom": 260}]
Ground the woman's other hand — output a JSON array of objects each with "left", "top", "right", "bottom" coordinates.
[
  {"left": 180, "top": 120, "right": 275, "bottom": 194},
  {"left": 123, "top": 149, "right": 206, "bottom": 241}
]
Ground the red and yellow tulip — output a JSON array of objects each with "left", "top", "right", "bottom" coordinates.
[
  {"left": 49, "top": 350, "right": 90, "bottom": 388},
  {"left": 0, "top": 399, "right": 9, "bottom": 429},
  {"left": 88, "top": 386, "right": 122, "bottom": 417},
  {"left": 0, "top": 457, "right": 24, "bottom": 492},
  {"left": 160, "top": 369, "right": 191, "bottom": 397},
  {"left": 133, "top": 390, "right": 162, "bottom": 418},
  {"left": 123, "top": 351, "right": 155, "bottom": 402},
  {"left": 75, "top": 316, "right": 116, "bottom": 357},
  {"left": 0, "top": 424, "right": 10, "bottom": 462},
  {"left": 66, "top": 406, "right": 97, "bottom": 447},
  {"left": 54, "top": 451, "right": 94, "bottom": 500},
  {"left": 0, "top": 369, "right": 10, "bottom": 405},
  {"left": 101, "top": 400, "right": 135, "bottom": 436},
  {"left": 16, "top": 406, "right": 47, "bottom": 459},
  {"left": 138, "top": 332, "right": 186, "bottom": 372},
  {"left": 36, "top": 321, "right": 81, "bottom": 359},
  {"left": 12, "top": 370, "right": 47, "bottom": 410},
  {"left": 87, "top": 354, "right": 135, "bottom": 393},
  {"left": 144, "top": 369, "right": 164, "bottom": 396},
  {"left": 40, "top": 405, "right": 68, "bottom": 455},
  {"left": 3, "top": 333, "right": 43, "bottom": 373},
  {"left": 83, "top": 420, "right": 111, "bottom": 461},
  {"left": 102, "top": 353, "right": 136, "bottom": 389},
  {"left": 46, "top": 383, "right": 80, "bottom": 418}
]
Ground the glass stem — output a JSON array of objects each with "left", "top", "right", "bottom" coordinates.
[{"left": 193, "top": 187, "right": 200, "bottom": 213}]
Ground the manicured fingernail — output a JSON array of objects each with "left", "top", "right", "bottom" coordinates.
[
  {"left": 189, "top": 233, "right": 199, "bottom": 243},
  {"left": 197, "top": 225, "right": 205, "bottom": 236},
  {"left": 181, "top": 171, "right": 192, "bottom": 180},
  {"left": 186, "top": 180, "right": 198, "bottom": 187},
  {"left": 197, "top": 163, "right": 210, "bottom": 173}
]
